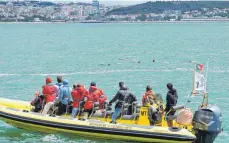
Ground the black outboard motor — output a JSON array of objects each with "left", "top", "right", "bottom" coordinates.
[{"left": 193, "top": 105, "right": 222, "bottom": 143}]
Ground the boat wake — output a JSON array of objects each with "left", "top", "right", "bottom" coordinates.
[
  {"left": 0, "top": 68, "right": 228, "bottom": 77},
  {"left": 41, "top": 134, "right": 64, "bottom": 143}
]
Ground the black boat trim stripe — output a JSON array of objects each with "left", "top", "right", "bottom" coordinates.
[{"left": 0, "top": 110, "right": 195, "bottom": 141}]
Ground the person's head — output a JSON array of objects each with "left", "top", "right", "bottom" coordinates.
[
  {"left": 146, "top": 85, "right": 152, "bottom": 92},
  {"left": 34, "top": 91, "right": 40, "bottom": 97},
  {"left": 57, "top": 76, "right": 63, "bottom": 83},
  {"left": 167, "top": 83, "right": 173, "bottom": 90},
  {"left": 45, "top": 77, "right": 52, "bottom": 84},
  {"left": 77, "top": 83, "right": 83, "bottom": 88},
  {"left": 119, "top": 82, "right": 124, "bottom": 88},
  {"left": 73, "top": 84, "right": 77, "bottom": 89},
  {"left": 63, "top": 79, "right": 68, "bottom": 85},
  {"left": 90, "top": 82, "right": 96, "bottom": 87}
]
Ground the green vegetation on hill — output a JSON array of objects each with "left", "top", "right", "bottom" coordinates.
[{"left": 106, "top": 1, "right": 229, "bottom": 15}]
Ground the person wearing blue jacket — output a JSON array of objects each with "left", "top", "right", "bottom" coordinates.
[{"left": 57, "top": 79, "right": 73, "bottom": 115}]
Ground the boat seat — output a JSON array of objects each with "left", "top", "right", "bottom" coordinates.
[
  {"left": 91, "top": 112, "right": 106, "bottom": 118},
  {"left": 94, "top": 102, "right": 100, "bottom": 107},
  {"left": 121, "top": 113, "right": 139, "bottom": 120}
]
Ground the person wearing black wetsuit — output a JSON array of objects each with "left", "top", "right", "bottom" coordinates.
[
  {"left": 109, "top": 82, "right": 136, "bottom": 123},
  {"left": 165, "top": 83, "right": 178, "bottom": 127}
]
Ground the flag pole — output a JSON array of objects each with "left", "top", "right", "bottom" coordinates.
[
  {"left": 205, "top": 58, "right": 210, "bottom": 93},
  {"left": 200, "top": 58, "right": 210, "bottom": 108},
  {"left": 192, "top": 62, "right": 196, "bottom": 95}
]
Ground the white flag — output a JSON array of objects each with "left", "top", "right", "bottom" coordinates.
[{"left": 194, "top": 72, "right": 206, "bottom": 93}]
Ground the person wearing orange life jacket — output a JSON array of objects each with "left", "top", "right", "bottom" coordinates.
[
  {"left": 88, "top": 82, "right": 107, "bottom": 110},
  {"left": 142, "top": 85, "right": 159, "bottom": 126},
  {"left": 83, "top": 88, "right": 94, "bottom": 120},
  {"left": 71, "top": 84, "right": 87, "bottom": 119},
  {"left": 42, "top": 77, "right": 58, "bottom": 115},
  {"left": 142, "top": 85, "right": 156, "bottom": 107}
]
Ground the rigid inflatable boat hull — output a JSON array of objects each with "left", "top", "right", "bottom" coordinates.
[
  {"left": 0, "top": 98, "right": 196, "bottom": 143},
  {"left": 0, "top": 111, "right": 195, "bottom": 143}
]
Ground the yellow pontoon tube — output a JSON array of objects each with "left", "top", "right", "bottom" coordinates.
[{"left": 0, "top": 98, "right": 196, "bottom": 143}]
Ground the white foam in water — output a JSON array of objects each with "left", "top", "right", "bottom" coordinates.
[
  {"left": 21, "top": 133, "right": 33, "bottom": 138},
  {"left": 0, "top": 74, "right": 21, "bottom": 77},
  {"left": 175, "top": 68, "right": 192, "bottom": 72},
  {"left": 41, "top": 134, "right": 63, "bottom": 142},
  {"left": 219, "top": 131, "right": 229, "bottom": 137},
  {"left": 0, "top": 68, "right": 228, "bottom": 77},
  {"left": 29, "top": 73, "right": 69, "bottom": 76},
  {"left": 209, "top": 69, "right": 229, "bottom": 73}
]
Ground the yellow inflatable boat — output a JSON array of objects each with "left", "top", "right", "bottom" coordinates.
[
  {"left": 0, "top": 98, "right": 197, "bottom": 143},
  {"left": 0, "top": 95, "right": 223, "bottom": 143},
  {"left": 0, "top": 63, "right": 222, "bottom": 143}
]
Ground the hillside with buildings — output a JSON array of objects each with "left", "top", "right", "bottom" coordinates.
[
  {"left": 0, "top": 0, "right": 123, "bottom": 22},
  {"left": 1, "top": 1, "right": 229, "bottom": 22},
  {"left": 107, "top": 1, "right": 229, "bottom": 21}
]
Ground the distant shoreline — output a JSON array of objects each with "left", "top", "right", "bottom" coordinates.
[{"left": 1, "top": 19, "right": 229, "bottom": 24}]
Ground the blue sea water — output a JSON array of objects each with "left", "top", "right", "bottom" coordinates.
[{"left": 0, "top": 22, "right": 228, "bottom": 142}]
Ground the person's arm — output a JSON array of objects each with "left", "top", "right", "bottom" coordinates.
[
  {"left": 152, "top": 90, "right": 156, "bottom": 99},
  {"left": 68, "top": 87, "right": 73, "bottom": 102},
  {"left": 131, "top": 93, "right": 137, "bottom": 102},
  {"left": 142, "top": 95, "right": 145, "bottom": 105},
  {"left": 71, "top": 91, "right": 74, "bottom": 101},
  {"left": 31, "top": 97, "right": 37, "bottom": 105},
  {"left": 98, "top": 95, "right": 107, "bottom": 104},
  {"left": 99, "top": 89, "right": 104, "bottom": 95},
  {"left": 174, "top": 89, "right": 178, "bottom": 99},
  {"left": 83, "top": 90, "right": 91, "bottom": 101},
  {"left": 58, "top": 88, "right": 63, "bottom": 102},
  {"left": 109, "top": 92, "right": 119, "bottom": 104},
  {"left": 166, "top": 93, "right": 169, "bottom": 107}
]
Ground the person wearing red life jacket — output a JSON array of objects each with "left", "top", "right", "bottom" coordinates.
[
  {"left": 88, "top": 82, "right": 107, "bottom": 110},
  {"left": 42, "top": 77, "right": 58, "bottom": 115},
  {"left": 71, "top": 84, "right": 87, "bottom": 119}
]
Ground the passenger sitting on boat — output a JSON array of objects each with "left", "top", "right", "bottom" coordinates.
[
  {"left": 142, "top": 85, "right": 156, "bottom": 107},
  {"left": 142, "top": 85, "right": 158, "bottom": 126},
  {"left": 42, "top": 77, "right": 58, "bottom": 115},
  {"left": 30, "top": 91, "right": 43, "bottom": 112},
  {"left": 56, "top": 79, "right": 73, "bottom": 115},
  {"left": 165, "top": 83, "right": 178, "bottom": 127},
  {"left": 54, "top": 76, "right": 63, "bottom": 97},
  {"left": 83, "top": 90, "right": 94, "bottom": 120},
  {"left": 71, "top": 84, "right": 88, "bottom": 119},
  {"left": 88, "top": 82, "right": 107, "bottom": 110},
  {"left": 109, "top": 82, "right": 135, "bottom": 124}
]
